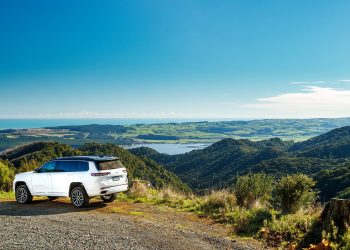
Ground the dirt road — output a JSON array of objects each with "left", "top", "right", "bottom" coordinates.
[{"left": 0, "top": 198, "right": 266, "bottom": 250}]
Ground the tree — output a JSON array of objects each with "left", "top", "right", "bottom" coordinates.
[
  {"left": 275, "top": 174, "right": 317, "bottom": 214},
  {"left": 234, "top": 173, "right": 274, "bottom": 208},
  {"left": 0, "top": 162, "right": 14, "bottom": 192}
]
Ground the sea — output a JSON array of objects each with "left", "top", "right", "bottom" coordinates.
[{"left": 0, "top": 118, "right": 211, "bottom": 130}]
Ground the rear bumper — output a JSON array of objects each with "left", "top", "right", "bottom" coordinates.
[{"left": 88, "top": 184, "right": 128, "bottom": 197}]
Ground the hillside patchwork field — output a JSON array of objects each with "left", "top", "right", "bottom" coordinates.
[{"left": 1, "top": 118, "right": 350, "bottom": 151}]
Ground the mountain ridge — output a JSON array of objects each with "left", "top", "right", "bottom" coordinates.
[{"left": 131, "top": 126, "right": 350, "bottom": 199}]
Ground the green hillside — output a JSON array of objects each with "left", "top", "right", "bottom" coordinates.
[
  {"left": 290, "top": 126, "right": 350, "bottom": 158},
  {"left": 131, "top": 126, "right": 350, "bottom": 199}
]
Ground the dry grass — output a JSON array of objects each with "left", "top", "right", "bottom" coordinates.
[
  {"left": 159, "top": 187, "right": 185, "bottom": 201},
  {"left": 201, "top": 190, "right": 236, "bottom": 215},
  {"left": 129, "top": 181, "right": 150, "bottom": 198}
]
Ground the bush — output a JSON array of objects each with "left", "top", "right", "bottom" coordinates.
[
  {"left": 200, "top": 190, "right": 236, "bottom": 216},
  {"left": 234, "top": 173, "right": 274, "bottom": 208},
  {"left": 129, "top": 181, "right": 151, "bottom": 198},
  {"left": 275, "top": 174, "right": 317, "bottom": 214},
  {"left": 0, "top": 162, "right": 14, "bottom": 192},
  {"left": 227, "top": 207, "right": 273, "bottom": 235},
  {"left": 262, "top": 212, "right": 320, "bottom": 248},
  {"left": 323, "top": 223, "right": 350, "bottom": 249}
]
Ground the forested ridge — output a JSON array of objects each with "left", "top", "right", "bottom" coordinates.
[{"left": 131, "top": 126, "right": 350, "bottom": 200}]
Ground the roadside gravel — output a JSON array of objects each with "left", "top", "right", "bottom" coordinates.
[{"left": 0, "top": 199, "right": 266, "bottom": 250}]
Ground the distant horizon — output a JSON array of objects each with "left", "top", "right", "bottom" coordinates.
[
  {"left": 0, "top": 116, "right": 350, "bottom": 121},
  {"left": 1, "top": 116, "right": 350, "bottom": 120},
  {"left": 1, "top": 116, "right": 350, "bottom": 131}
]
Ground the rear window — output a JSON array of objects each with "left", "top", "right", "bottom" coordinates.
[{"left": 96, "top": 160, "right": 124, "bottom": 170}]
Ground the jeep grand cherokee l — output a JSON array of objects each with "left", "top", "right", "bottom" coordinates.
[{"left": 13, "top": 156, "right": 128, "bottom": 208}]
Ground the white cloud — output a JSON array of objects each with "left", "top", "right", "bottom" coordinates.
[
  {"left": 290, "top": 81, "right": 327, "bottom": 85},
  {"left": 290, "top": 79, "right": 350, "bottom": 85},
  {"left": 240, "top": 86, "right": 350, "bottom": 118}
]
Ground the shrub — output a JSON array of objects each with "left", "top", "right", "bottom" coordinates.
[
  {"left": 227, "top": 207, "right": 273, "bottom": 235},
  {"left": 323, "top": 223, "right": 350, "bottom": 249},
  {"left": 234, "top": 173, "right": 274, "bottom": 208},
  {"left": 200, "top": 190, "right": 236, "bottom": 216},
  {"left": 275, "top": 174, "right": 317, "bottom": 214},
  {"left": 341, "top": 228, "right": 350, "bottom": 250},
  {"left": 129, "top": 180, "right": 151, "bottom": 198},
  {"left": 0, "top": 162, "right": 14, "bottom": 192},
  {"left": 262, "top": 212, "right": 320, "bottom": 248}
]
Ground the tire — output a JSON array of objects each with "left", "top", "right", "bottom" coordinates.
[
  {"left": 48, "top": 196, "right": 58, "bottom": 201},
  {"left": 100, "top": 193, "right": 117, "bottom": 203},
  {"left": 15, "top": 184, "right": 33, "bottom": 204},
  {"left": 70, "top": 186, "right": 89, "bottom": 208}
]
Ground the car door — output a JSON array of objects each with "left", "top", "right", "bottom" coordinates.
[
  {"left": 31, "top": 162, "right": 55, "bottom": 195},
  {"left": 51, "top": 160, "right": 75, "bottom": 196}
]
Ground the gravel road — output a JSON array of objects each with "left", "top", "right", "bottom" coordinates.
[{"left": 0, "top": 198, "right": 266, "bottom": 250}]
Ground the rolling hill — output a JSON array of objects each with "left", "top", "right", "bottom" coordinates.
[{"left": 131, "top": 126, "right": 350, "bottom": 199}]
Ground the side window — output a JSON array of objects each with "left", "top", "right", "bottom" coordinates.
[
  {"left": 72, "top": 161, "right": 89, "bottom": 172},
  {"left": 54, "top": 161, "right": 70, "bottom": 172},
  {"left": 37, "top": 162, "right": 55, "bottom": 173},
  {"left": 53, "top": 161, "right": 89, "bottom": 172}
]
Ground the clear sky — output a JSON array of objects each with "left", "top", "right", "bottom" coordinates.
[{"left": 1, "top": 0, "right": 350, "bottom": 119}]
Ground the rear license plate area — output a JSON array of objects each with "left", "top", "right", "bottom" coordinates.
[{"left": 113, "top": 176, "right": 121, "bottom": 181}]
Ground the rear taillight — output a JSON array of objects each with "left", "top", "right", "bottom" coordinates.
[{"left": 91, "top": 172, "right": 111, "bottom": 177}]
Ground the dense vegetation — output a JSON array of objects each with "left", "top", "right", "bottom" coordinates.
[
  {"left": 131, "top": 126, "right": 350, "bottom": 201},
  {"left": 0, "top": 142, "right": 190, "bottom": 193},
  {"left": 1, "top": 117, "right": 350, "bottom": 150},
  {"left": 119, "top": 174, "right": 349, "bottom": 249}
]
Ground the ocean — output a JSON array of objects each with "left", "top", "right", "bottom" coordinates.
[{"left": 0, "top": 118, "right": 215, "bottom": 130}]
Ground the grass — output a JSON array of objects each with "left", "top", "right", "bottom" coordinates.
[
  {"left": 128, "top": 211, "right": 146, "bottom": 216},
  {"left": 0, "top": 191, "right": 14, "bottom": 199},
  {"left": 116, "top": 182, "right": 328, "bottom": 249}
]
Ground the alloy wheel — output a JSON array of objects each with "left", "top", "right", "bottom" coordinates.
[
  {"left": 16, "top": 187, "right": 28, "bottom": 203},
  {"left": 71, "top": 189, "right": 84, "bottom": 207}
]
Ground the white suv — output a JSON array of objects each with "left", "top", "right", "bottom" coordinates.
[{"left": 13, "top": 156, "right": 128, "bottom": 208}]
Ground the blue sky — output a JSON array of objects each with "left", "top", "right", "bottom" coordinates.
[{"left": 1, "top": 0, "right": 350, "bottom": 119}]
